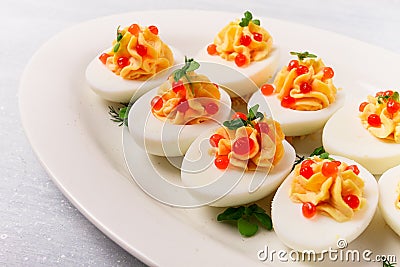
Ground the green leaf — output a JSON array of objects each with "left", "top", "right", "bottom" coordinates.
[
  {"left": 119, "top": 107, "right": 127, "bottom": 120},
  {"left": 247, "top": 104, "right": 264, "bottom": 121},
  {"left": 172, "top": 57, "right": 200, "bottom": 82},
  {"left": 117, "top": 32, "right": 123, "bottom": 42},
  {"left": 239, "top": 11, "right": 260, "bottom": 27},
  {"left": 319, "top": 152, "right": 330, "bottom": 159},
  {"left": 238, "top": 218, "right": 258, "bottom": 237},
  {"left": 217, "top": 206, "right": 245, "bottom": 221},
  {"left": 248, "top": 104, "right": 260, "bottom": 121},
  {"left": 309, "top": 146, "right": 325, "bottom": 157},
  {"left": 244, "top": 205, "right": 254, "bottom": 217},
  {"left": 222, "top": 104, "right": 265, "bottom": 130},
  {"left": 116, "top": 26, "right": 122, "bottom": 39},
  {"left": 223, "top": 118, "right": 246, "bottom": 130},
  {"left": 392, "top": 91, "right": 399, "bottom": 102},
  {"left": 255, "top": 112, "right": 264, "bottom": 120},
  {"left": 290, "top": 51, "right": 317, "bottom": 61},
  {"left": 113, "top": 26, "right": 123, "bottom": 52},
  {"left": 244, "top": 11, "right": 252, "bottom": 20},
  {"left": 173, "top": 69, "right": 184, "bottom": 82},
  {"left": 319, "top": 152, "right": 334, "bottom": 161},
  {"left": 246, "top": 204, "right": 266, "bottom": 215},
  {"left": 254, "top": 213, "right": 273, "bottom": 230},
  {"left": 186, "top": 60, "right": 200, "bottom": 72},
  {"left": 113, "top": 42, "right": 120, "bottom": 53}
]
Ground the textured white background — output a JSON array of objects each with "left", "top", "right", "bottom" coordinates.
[{"left": 1, "top": 0, "right": 400, "bottom": 266}]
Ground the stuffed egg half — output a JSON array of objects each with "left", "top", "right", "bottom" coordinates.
[
  {"left": 86, "top": 23, "right": 183, "bottom": 102},
  {"left": 128, "top": 60, "right": 232, "bottom": 157},
  {"left": 272, "top": 155, "right": 378, "bottom": 253},
  {"left": 181, "top": 105, "right": 296, "bottom": 207}
]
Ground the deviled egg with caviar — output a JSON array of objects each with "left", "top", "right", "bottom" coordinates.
[
  {"left": 86, "top": 23, "right": 183, "bottom": 102},
  {"left": 323, "top": 90, "right": 400, "bottom": 174},
  {"left": 378, "top": 164, "right": 400, "bottom": 237},
  {"left": 272, "top": 154, "right": 378, "bottom": 253},
  {"left": 248, "top": 51, "right": 345, "bottom": 136},
  {"left": 180, "top": 105, "right": 296, "bottom": 207},
  {"left": 196, "top": 11, "right": 279, "bottom": 100},
  {"left": 128, "top": 58, "right": 231, "bottom": 157}
]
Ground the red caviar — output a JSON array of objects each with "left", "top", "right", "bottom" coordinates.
[
  {"left": 209, "top": 134, "right": 224, "bottom": 147},
  {"left": 99, "top": 53, "right": 110, "bottom": 64},
  {"left": 215, "top": 155, "right": 229, "bottom": 169},
  {"left": 235, "top": 53, "right": 247, "bottom": 67},
  {"left": 261, "top": 84, "right": 274, "bottom": 96},
  {"left": 343, "top": 194, "right": 360, "bottom": 209},
  {"left": 207, "top": 44, "right": 217, "bottom": 55},
  {"left": 302, "top": 202, "right": 317, "bottom": 218},
  {"left": 232, "top": 137, "right": 255, "bottom": 155}
]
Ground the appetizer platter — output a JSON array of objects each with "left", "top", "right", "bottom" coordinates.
[{"left": 19, "top": 10, "right": 400, "bottom": 266}]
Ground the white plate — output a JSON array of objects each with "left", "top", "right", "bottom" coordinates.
[{"left": 19, "top": 10, "right": 400, "bottom": 266}]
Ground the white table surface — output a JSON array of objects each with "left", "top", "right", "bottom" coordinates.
[{"left": 2, "top": 0, "right": 400, "bottom": 266}]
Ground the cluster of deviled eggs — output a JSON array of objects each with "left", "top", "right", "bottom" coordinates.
[
  {"left": 85, "top": 11, "right": 400, "bottom": 256},
  {"left": 122, "top": 12, "right": 299, "bottom": 209}
]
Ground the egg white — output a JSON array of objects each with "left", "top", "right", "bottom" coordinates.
[
  {"left": 128, "top": 87, "right": 231, "bottom": 157},
  {"left": 248, "top": 89, "right": 345, "bottom": 137},
  {"left": 85, "top": 46, "right": 184, "bottom": 103},
  {"left": 378, "top": 164, "right": 400, "bottom": 237},
  {"left": 195, "top": 46, "right": 280, "bottom": 98},
  {"left": 322, "top": 102, "right": 400, "bottom": 175},
  {"left": 180, "top": 127, "right": 296, "bottom": 207},
  {"left": 272, "top": 155, "right": 379, "bottom": 253}
]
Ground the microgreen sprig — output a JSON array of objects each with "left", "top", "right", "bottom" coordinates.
[
  {"left": 113, "top": 26, "right": 123, "bottom": 52},
  {"left": 290, "top": 51, "right": 317, "bottom": 61},
  {"left": 239, "top": 11, "right": 260, "bottom": 27},
  {"left": 217, "top": 204, "right": 272, "bottom": 237},
  {"left": 309, "top": 146, "right": 334, "bottom": 160},
  {"left": 223, "top": 104, "right": 264, "bottom": 130},
  {"left": 108, "top": 102, "right": 129, "bottom": 126},
  {"left": 382, "top": 258, "right": 396, "bottom": 267},
  {"left": 173, "top": 57, "right": 200, "bottom": 82},
  {"left": 393, "top": 91, "right": 400, "bottom": 101},
  {"left": 377, "top": 91, "right": 399, "bottom": 104},
  {"left": 292, "top": 146, "right": 334, "bottom": 169},
  {"left": 172, "top": 57, "right": 200, "bottom": 94}
]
